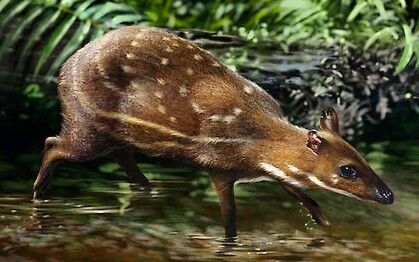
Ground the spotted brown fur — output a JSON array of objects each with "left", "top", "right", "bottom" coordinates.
[{"left": 34, "top": 26, "right": 394, "bottom": 238}]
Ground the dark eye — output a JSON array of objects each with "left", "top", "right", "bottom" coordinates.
[{"left": 339, "top": 165, "right": 359, "bottom": 179}]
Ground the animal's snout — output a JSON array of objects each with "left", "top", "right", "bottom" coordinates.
[{"left": 373, "top": 183, "right": 394, "bottom": 204}]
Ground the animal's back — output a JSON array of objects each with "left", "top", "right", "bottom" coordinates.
[{"left": 58, "top": 26, "right": 283, "bottom": 159}]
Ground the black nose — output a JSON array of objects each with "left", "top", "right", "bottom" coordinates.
[{"left": 374, "top": 183, "right": 394, "bottom": 204}]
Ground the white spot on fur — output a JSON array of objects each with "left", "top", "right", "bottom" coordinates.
[
  {"left": 209, "top": 114, "right": 222, "bottom": 122},
  {"left": 307, "top": 175, "right": 361, "bottom": 199},
  {"left": 162, "top": 37, "right": 171, "bottom": 41},
  {"left": 131, "top": 40, "right": 139, "bottom": 47},
  {"left": 125, "top": 80, "right": 151, "bottom": 107},
  {"left": 126, "top": 53, "right": 136, "bottom": 60},
  {"left": 244, "top": 85, "right": 253, "bottom": 94},
  {"left": 122, "top": 65, "right": 136, "bottom": 74},
  {"left": 96, "top": 55, "right": 109, "bottom": 79},
  {"left": 193, "top": 54, "right": 202, "bottom": 61},
  {"left": 161, "top": 57, "right": 169, "bottom": 65},
  {"left": 233, "top": 108, "right": 242, "bottom": 116},
  {"left": 224, "top": 115, "right": 236, "bottom": 124},
  {"left": 187, "top": 44, "right": 194, "bottom": 49},
  {"left": 259, "top": 162, "right": 305, "bottom": 188},
  {"left": 155, "top": 91, "right": 163, "bottom": 99},
  {"left": 165, "top": 46, "right": 173, "bottom": 53},
  {"left": 103, "top": 81, "right": 119, "bottom": 91},
  {"left": 158, "top": 105, "right": 166, "bottom": 114},
  {"left": 191, "top": 102, "right": 204, "bottom": 114},
  {"left": 235, "top": 176, "right": 274, "bottom": 185},
  {"left": 157, "top": 78, "right": 166, "bottom": 85},
  {"left": 172, "top": 42, "right": 180, "bottom": 47},
  {"left": 170, "top": 116, "right": 177, "bottom": 123},
  {"left": 130, "top": 80, "right": 141, "bottom": 89},
  {"left": 179, "top": 85, "right": 188, "bottom": 97},
  {"left": 186, "top": 68, "right": 194, "bottom": 75},
  {"left": 212, "top": 61, "right": 220, "bottom": 67}
]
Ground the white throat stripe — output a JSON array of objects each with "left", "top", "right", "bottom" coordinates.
[
  {"left": 287, "top": 164, "right": 301, "bottom": 173},
  {"left": 259, "top": 162, "right": 305, "bottom": 188}
]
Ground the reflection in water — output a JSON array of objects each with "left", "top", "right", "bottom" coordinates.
[{"left": 0, "top": 147, "right": 418, "bottom": 261}]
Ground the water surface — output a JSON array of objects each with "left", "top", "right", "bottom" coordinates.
[{"left": 0, "top": 141, "right": 418, "bottom": 261}]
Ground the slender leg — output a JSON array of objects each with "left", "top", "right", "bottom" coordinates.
[
  {"left": 33, "top": 137, "right": 67, "bottom": 199},
  {"left": 33, "top": 133, "right": 105, "bottom": 199},
  {"left": 282, "top": 184, "right": 329, "bottom": 226},
  {"left": 114, "top": 151, "right": 150, "bottom": 186},
  {"left": 211, "top": 175, "right": 237, "bottom": 238}
]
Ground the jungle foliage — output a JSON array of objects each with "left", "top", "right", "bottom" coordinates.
[
  {"left": 0, "top": 0, "right": 418, "bottom": 80},
  {"left": 0, "top": 0, "right": 418, "bottom": 152}
]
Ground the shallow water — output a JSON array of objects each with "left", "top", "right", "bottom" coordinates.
[{"left": 0, "top": 141, "right": 418, "bottom": 261}]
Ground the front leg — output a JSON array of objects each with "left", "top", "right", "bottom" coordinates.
[
  {"left": 210, "top": 174, "right": 237, "bottom": 238},
  {"left": 282, "top": 184, "right": 330, "bottom": 226}
]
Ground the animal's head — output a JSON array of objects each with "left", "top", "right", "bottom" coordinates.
[{"left": 303, "top": 108, "right": 394, "bottom": 204}]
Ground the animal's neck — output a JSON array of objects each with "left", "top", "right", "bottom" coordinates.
[
  {"left": 252, "top": 120, "right": 315, "bottom": 170},
  {"left": 266, "top": 117, "right": 309, "bottom": 145},
  {"left": 247, "top": 122, "right": 320, "bottom": 189}
]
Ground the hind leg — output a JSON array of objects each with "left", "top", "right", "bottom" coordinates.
[{"left": 114, "top": 151, "right": 150, "bottom": 186}]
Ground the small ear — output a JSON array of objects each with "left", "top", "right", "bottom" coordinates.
[
  {"left": 307, "top": 130, "right": 321, "bottom": 154},
  {"left": 320, "top": 107, "right": 340, "bottom": 135}
]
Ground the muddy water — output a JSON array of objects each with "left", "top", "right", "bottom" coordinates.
[{"left": 0, "top": 141, "right": 418, "bottom": 261}]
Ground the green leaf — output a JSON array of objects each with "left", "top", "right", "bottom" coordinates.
[
  {"left": 34, "top": 0, "right": 92, "bottom": 75},
  {"left": 23, "top": 83, "right": 44, "bottom": 98},
  {"left": 281, "top": 0, "right": 313, "bottom": 10},
  {"left": 292, "top": 7, "right": 321, "bottom": 25},
  {"left": 394, "top": 24, "right": 413, "bottom": 75},
  {"left": 73, "top": 0, "right": 95, "bottom": 19},
  {"left": 397, "top": 0, "right": 406, "bottom": 8},
  {"left": 364, "top": 27, "right": 398, "bottom": 50},
  {"left": 110, "top": 14, "right": 143, "bottom": 27},
  {"left": 17, "top": 9, "right": 62, "bottom": 73},
  {"left": 60, "top": 0, "right": 77, "bottom": 9},
  {"left": 0, "top": 0, "right": 13, "bottom": 13},
  {"left": 91, "top": 2, "right": 132, "bottom": 21},
  {"left": 0, "top": 0, "right": 30, "bottom": 29},
  {"left": 0, "top": 7, "right": 42, "bottom": 58},
  {"left": 371, "top": 0, "right": 386, "bottom": 18},
  {"left": 34, "top": 16, "right": 76, "bottom": 75},
  {"left": 347, "top": 1, "right": 367, "bottom": 22},
  {"left": 90, "top": 28, "right": 105, "bottom": 40},
  {"left": 47, "top": 20, "right": 91, "bottom": 76}
]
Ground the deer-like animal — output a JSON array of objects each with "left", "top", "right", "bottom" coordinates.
[{"left": 34, "top": 26, "right": 394, "bottom": 238}]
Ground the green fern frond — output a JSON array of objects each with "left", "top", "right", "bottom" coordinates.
[{"left": 0, "top": 0, "right": 142, "bottom": 80}]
